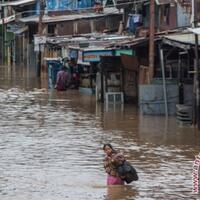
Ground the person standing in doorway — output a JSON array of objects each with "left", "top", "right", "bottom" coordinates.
[
  {"left": 103, "top": 144, "right": 125, "bottom": 185},
  {"left": 68, "top": 58, "right": 80, "bottom": 89}
]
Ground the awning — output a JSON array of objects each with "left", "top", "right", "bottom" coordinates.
[
  {"left": 20, "top": 7, "right": 121, "bottom": 23},
  {"left": 155, "top": 0, "right": 176, "bottom": 5},
  {"left": 0, "top": 15, "right": 15, "bottom": 25},
  {"left": 162, "top": 33, "right": 200, "bottom": 49},
  {"left": 0, "top": 0, "right": 36, "bottom": 6},
  {"left": 13, "top": 26, "right": 28, "bottom": 34},
  {"left": 188, "top": 27, "right": 200, "bottom": 35},
  {"left": 77, "top": 60, "right": 90, "bottom": 66},
  {"left": 163, "top": 33, "right": 200, "bottom": 45}
]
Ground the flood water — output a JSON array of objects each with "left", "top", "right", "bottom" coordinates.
[{"left": 0, "top": 65, "right": 200, "bottom": 200}]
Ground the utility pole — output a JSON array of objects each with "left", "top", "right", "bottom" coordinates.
[
  {"left": 1, "top": 5, "right": 5, "bottom": 66},
  {"left": 149, "top": 0, "right": 155, "bottom": 81},
  {"left": 192, "top": 0, "right": 200, "bottom": 129},
  {"left": 38, "top": 0, "right": 45, "bottom": 36},
  {"left": 37, "top": 0, "right": 45, "bottom": 77}
]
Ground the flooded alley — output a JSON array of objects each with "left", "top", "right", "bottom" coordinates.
[{"left": 0, "top": 66, "right": 200, "bottom": 200}]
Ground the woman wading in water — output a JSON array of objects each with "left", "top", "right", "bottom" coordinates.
[{"left": 103, "top": 144, "right": 125, "bottom": 185}]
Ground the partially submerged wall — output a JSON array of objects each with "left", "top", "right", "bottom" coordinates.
[{"left": 139, "top": 84, "right": 193, "bottom": 115}]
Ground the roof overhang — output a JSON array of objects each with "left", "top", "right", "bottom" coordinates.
[
  {"left": 0, "top": 0, "right": 36, "bottom": 7},
  {"left": 13, "top": 26, "right": 28, "bottom": 34},
  {"left": 162, "top": 33, "right": 200, "bottom": 50},
  {"left": 20, "top": 7, "right": 121, "bottom": 23},
  {"left": 0, "top": 15, "right": 15, "bottom": 25},
  {"left": 155, "top": 0, "right": 176, "bottom": 5},
  {"left": 188, "top": 27, "right": 200, "bottom": 35},
  {"left": 162, "top": 37, "right": 191, "bottom": 50}
]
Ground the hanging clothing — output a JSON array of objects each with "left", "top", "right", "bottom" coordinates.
[
  {"left": 133, "top": 14, "right": 142, "bottom": 23},
  {"left": 127, "top": 14, "right": 142, "bottom": 34}
]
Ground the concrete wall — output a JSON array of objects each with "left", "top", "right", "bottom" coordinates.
[
  {"left": 139, "top": 84, "right": 179, "bottom": 115},
  {"left": 184, "top": 84, "right": 193, "bottom": 105},
  {"left": 139, "top": 83, "right": 193, "bottom": 115}
]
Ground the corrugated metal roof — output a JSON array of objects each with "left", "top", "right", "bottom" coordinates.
[
  {"left": 0, "top": 0, "right": 36, "bottom": 6},
  {"left": 19, "top": 16, "right": 35, "bottom": 23},
  {"left": 155, "top": 0, "right": 176, "bottom": 5},
  {"left": 108, "top": 37, "right": 149, "bottom": 48},
  {"left": 0, "top": 15, "right": 15, "bottom": 25},
  {"left": 163, "top": 33, "right": 200, "bottom": 45},
  {"left": 13, "top": 26, "right": 28, "bottom": 34},
  {"left": 46, "top": 34, "right": 133, "bottom": 48},
  {"left": 20, "top": 7, "right": 121, "bottom": 23},
  {"left": 46, "top": 34, "right": 149, "bottom": 54},
  {"left": 188, "top": 27, "right": 200, "bottom": 35}
]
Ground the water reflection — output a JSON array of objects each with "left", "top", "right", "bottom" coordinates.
[{"left": 105, "top": 185, "right": 139, "bottom": 200}]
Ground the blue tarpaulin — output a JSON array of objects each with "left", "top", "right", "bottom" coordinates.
[
  {"left": 47, "top": 60, "right": 62, "bottom": 89},
  {"left": 36, "top": 0, "right": 94, "bottom": 12}
]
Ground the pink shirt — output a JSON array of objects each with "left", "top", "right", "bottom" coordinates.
[{"left": 56, "top": 70, "right": 68, "bottom": 91}]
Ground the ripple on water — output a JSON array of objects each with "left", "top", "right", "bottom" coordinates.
[{"left": 0, "top": 88, "right": 199, "bottom": 199}]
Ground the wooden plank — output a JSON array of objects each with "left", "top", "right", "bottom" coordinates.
[{"left": 121, "top": 54, "right": 139, "bottom": 72}]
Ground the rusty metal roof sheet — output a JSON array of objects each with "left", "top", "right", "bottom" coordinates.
[
  {"left": 46, "top": 32, "right": 162, "bottom": 50},
  {"left": 46, "top": 34, "right": 132, "bottom": 46},
  {"left": 20, "top": 7, "right": 121, "bottom": 23},
  {"left": 45, "top": 34, "right": 140, "bottom": 53},
  {"left": 108, "top": 37, "right": 149, "bottom": 48}
]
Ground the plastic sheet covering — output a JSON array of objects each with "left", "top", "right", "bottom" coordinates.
[{"left": 36, "top": 0, "right": 93, "bottom": 11}]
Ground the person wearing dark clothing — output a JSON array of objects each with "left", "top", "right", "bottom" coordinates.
[{"left": 68, "top": 59, "right": 80, "bottom": 89}]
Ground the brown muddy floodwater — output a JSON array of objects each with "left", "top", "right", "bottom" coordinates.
[{"left": 0, "top": 66, "right": 200, "bottom": 200}]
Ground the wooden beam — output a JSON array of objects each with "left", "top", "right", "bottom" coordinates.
[
  {"left": 37, "top": 0, "right": 45, "bottom": 77},
  {"left": 162, "top": 38, "right": 191, "bottom": 50},
  {"left": 149, "top": 0, "right": 155, "bottom": 81}
]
